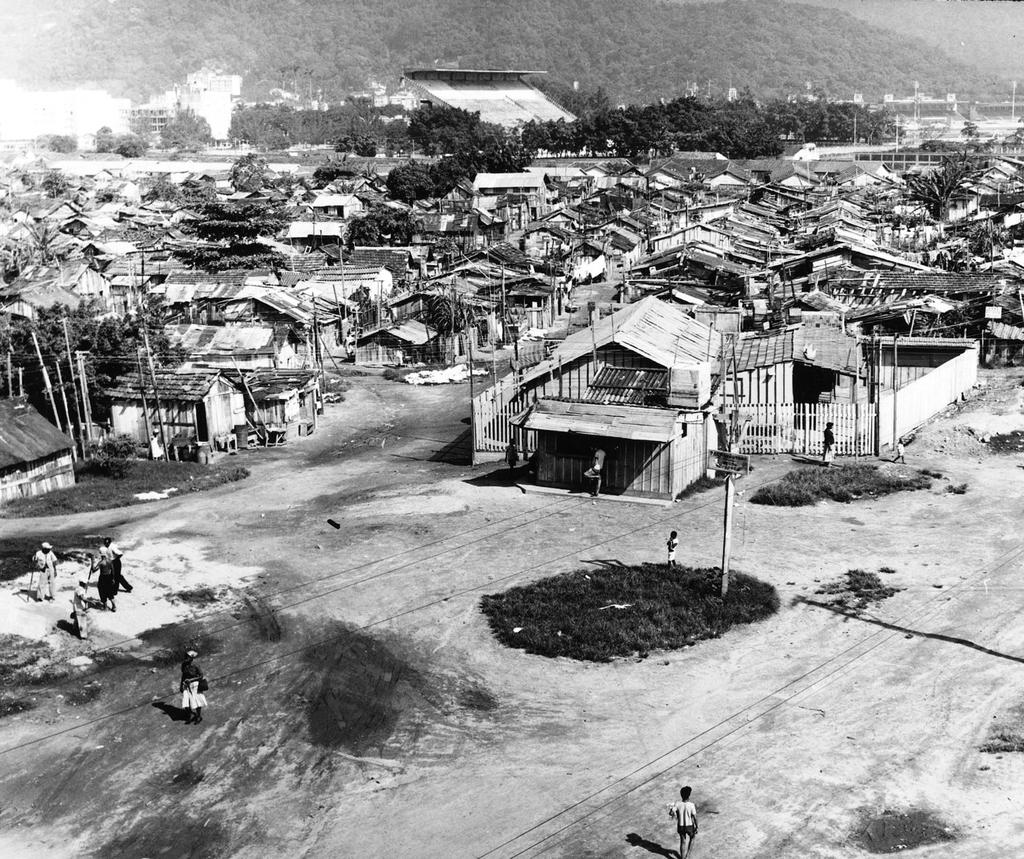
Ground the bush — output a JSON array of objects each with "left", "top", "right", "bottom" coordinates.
[
  {"left": 382, "top": 367, "right": 402, "bottom": 381},
  {"left": 88, "top": 433, "right": 145, "bottom": 479},
  {"left": 750, "top": 464, "right": 933, "bottom": 506},
  {"left": 481, "top": 564, "right": 779, "bottom": 662}
]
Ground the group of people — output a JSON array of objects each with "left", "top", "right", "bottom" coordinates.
[{"left": 31, "top": 537, "right": 133, "bottom": 641}]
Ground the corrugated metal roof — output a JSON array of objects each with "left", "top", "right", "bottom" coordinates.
[
  {"left": 512, "top": 399, "right": 679, "bottom": 441},
  {"left": 166, "top": 324, "right": 276, "bottom": 355},
  {"left": 528, "top": 297, "right": 719, "bottom": 383},
  {"left": 0, "top": 400, "right": 72, "bottom": 468}
]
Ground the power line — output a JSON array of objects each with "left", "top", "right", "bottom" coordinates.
[
  {"left": 0, "top": 467, "right": 773, "bottom": 758},
  {"left": 479, "top": 538, "right": 1024, "bottom": 858}
]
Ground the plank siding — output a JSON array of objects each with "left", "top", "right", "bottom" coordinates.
[{"left": 0, "top": 453, "right": 75, "bottom": 503}]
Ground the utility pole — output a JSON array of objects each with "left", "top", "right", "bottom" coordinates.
[
  {"left": 76, "top": 352, "right": 94, "bottom": 444},
  {"left": 31, "top": 331, "right": 62, "bottom": 432},
  {"left": 135, "top": 347, "right": 153, "bottom": 451},
  {"left": 53, "top": 362, "right": 76, "bottom": 461},
  {"left": 140, "top": 325, "right": 169, "bottom": 460},
  {"left": 465, "top": 329, "right": 477, "bottom": 467},
  {"left": 721, "top": 472, "right": 735, "bottom": 598},
  {"left": 6, "top": 350, "right": 11, "bottom": 398},
  {"left": 62, "top": 317, "right": 84, "bottom": 455},
  {"left": 450, "top": 282, "right": 457, "bottom": 365},
  {"left": 891, "top": 333, "right": 899, "bottom": 453}
]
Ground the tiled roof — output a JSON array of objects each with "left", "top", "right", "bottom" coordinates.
[
  {"left": 348, "top": 247, "right": 411, "bottom": 280},
  {"left": 580, "top": 366, "right": 669, "bottom": 405},
  {"left": 0, "top": 400, "right": 72, "bottom": 468}
]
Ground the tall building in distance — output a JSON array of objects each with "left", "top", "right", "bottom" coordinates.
[
  {"left": 0, "top": 80, "right": 130, "bottom": 148},
  {"left": 133, "top": 69, "right": 243, "bottom": 142}
]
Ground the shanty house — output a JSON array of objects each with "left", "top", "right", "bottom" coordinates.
[
  {"left": 101, "top": 369, "right": 244, "bottom": 453},
  {"left": 0, "top": 400, "right": 75, "bottom": 503},
  {"left": 234, "top": 369, "right": 321, "bottom": 443},
  {"left": 499, "top": 297, "right": 720, "bottom": 500},
  {"left": 166, "top": 324, "right": 300, "bottom": 370},
  {"left": 354, "top": 320, "right": 439, "bottom": 365}
]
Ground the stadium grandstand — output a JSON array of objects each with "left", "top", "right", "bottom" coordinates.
[{"left": 400, "top": 68, "right": 575, "bottom": 128}]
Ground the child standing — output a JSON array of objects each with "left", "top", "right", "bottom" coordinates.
[
  {"left": 666, "top": 531, "right": 678, "bottom": 569},
  {"left": 895, "top": 439, "right": 906, "bottom": 464}
]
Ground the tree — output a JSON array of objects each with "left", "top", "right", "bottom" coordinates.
[
  {"left": 41, "top": 169, "right": 70, "bottom": 199},
  {"left": 353, "top": 135, "right": 377, "bottom": 157},
  {"left": 36, "top": 134, "right": 77, "bottom": 153},
  {"left": 385, "top": 161, "right": 436, "bottom": 203},
  {"left": 345, "top": 206, "right": 415, "bottom": 248},
  {"left": 160, "top": 109, "right": 212, "bottom": 151},
  {"left": 180, "top": 198, "right": 287, "bottom": 270},
  {"left": 113, "top": 133, "right": 147, "bottom": 158},
  {"left": 961, "top": 120, "right": 979, "bottom": 143},
  {"left": 905, "top": 154, "right": 980, "bottom": 220},
  {"left": 230, "top": 153, "right": 269, "bottom": 192}
]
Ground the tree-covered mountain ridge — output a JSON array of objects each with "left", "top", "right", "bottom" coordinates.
[{"left": 0, "top": 0, "right": 1000, "bottom": 104}]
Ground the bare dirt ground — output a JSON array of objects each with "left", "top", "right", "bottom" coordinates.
[{"left": 1, "top": 369, "right": 1024, "bottom": 858}]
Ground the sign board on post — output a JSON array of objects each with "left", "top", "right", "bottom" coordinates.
[
  {"left": 710, "top": 449, "right": 750, "bottom": 476},
  {"left": 985, "top": 306, "right": 1002, "bottom": 320}
]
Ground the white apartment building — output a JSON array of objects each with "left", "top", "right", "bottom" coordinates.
[{"left": 0, "top": 80, "right": 130, "bottom": 148}]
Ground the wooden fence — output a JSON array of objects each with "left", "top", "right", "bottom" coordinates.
[
  {"left": 738, "top": 402, "right": 876, "bottom": 456},
  {"left": 472, "top": 374, "right": 537, "bottom": 453}
]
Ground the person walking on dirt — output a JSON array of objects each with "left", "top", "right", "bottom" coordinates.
[
  {"left": 505, "top": 440, "right": 520, "bottom": 479},
  {"left": 71, "top": 583, "right": 90, "bottom": 640},
  {"left": 668, "top": 785, "right": 698, "bottom": 859},
  {"left": 667, "top": 531, "right": 679, "bottom": 569},
  {"left": 894, "top": 439, "right": 906, "bottom": 464},
  {"left": 822, "top": 422, "right": 835, "bottom": 466},
  {"left": 101, "top": 538, "right": 132, "bottom": 593},
  {"left": 88, "top": 552, "right": 117, "bottom": 612},
  {"left": 584, "top": 447, "right": 606, "bottom": 497},
  {"left": 33, "top": 542, "right": 58, "bottom": 602},
  {"left": 180, "top": 650, "right": 207, "bottom": 724}
]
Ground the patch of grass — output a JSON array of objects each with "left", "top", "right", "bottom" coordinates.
[
  {"left": 1, "top": 460, "right": 250, "bottom": 518},
  {"left": 676, "top": 475, "right": 725, "bottom": 500},
  {"left": 139, "top": 621, "right": 223, "bottom": 667},
  {"left": 0, "top": 694, "right": 37, "bottom": 718},
  {"left": 171, "top": 587, "right": 220, "bottom": 607},
  {"left": 481, "top": 563, "right": 779, "bottom": 662},
  {"left": 65, "top": 681, "right": 103, "bottom": 706},
  {"left": 920, "top": 469, "right": 945, "bottom": 479},
  {"left": 382, "top": 367, "right": 403, "bottom": 382},
  {"left": 981, "top": 702, "right": 1024, "bottom": 753},
  {"left": 749, "top": 464, "right": 932, "bottom": 506},
  {"left": 0, "top": 635, "right": 52, "bottom": 682},
  {"left": 946, "top": 482, "right": 968, "bottom": 495},
  {"left": 815, "top": 569, "right": 901, "bottom": 609}
]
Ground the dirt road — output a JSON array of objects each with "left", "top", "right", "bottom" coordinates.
[{"left": 2, "top": 371, "right": 1024, "bottom": 858}]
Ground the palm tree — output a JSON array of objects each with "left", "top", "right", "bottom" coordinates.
[{"left": 905, "top": 153, "right": 980, "bottom": 220}]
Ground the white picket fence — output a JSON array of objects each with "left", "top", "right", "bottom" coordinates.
[{"left": 738, "top": 402, "right": 876, "bottom": 456}]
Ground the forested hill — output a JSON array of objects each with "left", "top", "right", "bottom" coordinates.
[{"left": 0, "top": 0, "right": 999, "bottom": 104}]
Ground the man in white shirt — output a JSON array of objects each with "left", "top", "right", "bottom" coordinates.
[
  {"left": 668, "top": 785, "right": 698, "bottom": 858},
  {"left": 33, "top": 541, "right": 58, "bottom": 602},
  {"left": 101, "top": 537, "right": 132, "bottom": 593}
]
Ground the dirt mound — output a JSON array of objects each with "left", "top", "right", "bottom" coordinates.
[{"left": 855, "top": 809, "right": 955, "bottom": 853}]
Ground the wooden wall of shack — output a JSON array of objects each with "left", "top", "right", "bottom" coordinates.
[
  {"left": 533, "top": 414, "right": 708, "bottom": 500},
  {"left": 0, "top": 453, "right": 75, "bottom": 503}
]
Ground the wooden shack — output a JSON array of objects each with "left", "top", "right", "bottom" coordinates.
[
  {"left": 233, "top": 369, "right": 322, "bottom": 443},
  {"left": 515, "top": 399, "right": 709, "bottom": 500},
  {"left": 0, "top": 399, "right": 75, "bottom": 503},
  {"left": 101, "top": 369, "right": 244, "bottom": 450}
]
